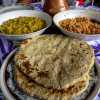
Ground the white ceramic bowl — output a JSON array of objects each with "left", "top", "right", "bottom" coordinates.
[
  {"left": 0, "top": 4, "right": 33, "bottom": 14},
  {"left": 53, "top": 9, "right": 100, "bottom": 41},
  {"left": 0, "top": 10, "right": 52, "bottom": 41}
]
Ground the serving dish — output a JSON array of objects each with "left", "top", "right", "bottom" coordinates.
[
  {"left": 0, "top": 4, "right": 33, "bottom": 14},
  {"left": 53, "top": 9, "right": 100, "bottom": 41},
  {"left": 0, "top": 10, "right": 52, "bottom": 41},
  {"left": 0, "top": 48, "right": 100, "bottom": 100}
]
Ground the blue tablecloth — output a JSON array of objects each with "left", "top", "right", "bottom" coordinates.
[{"left": 0, "top": 4, "right": 100, "bottom": 100}]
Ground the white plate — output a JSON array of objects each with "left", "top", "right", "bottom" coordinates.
[
  {"left": 0, "top": 10, "right": 52, "bottom": 41},
  {"left": 53, "top": 9, "right": 100, "bottom": 41},
  {"left": 0, "top": 49, "right": 100, "bottom": 100}
]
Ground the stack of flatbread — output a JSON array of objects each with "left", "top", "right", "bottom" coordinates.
[{"left": 14, "top": 34, "right": 95, "bottom": 100}]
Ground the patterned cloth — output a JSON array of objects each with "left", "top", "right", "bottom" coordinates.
[
  {"left": 0, "top": 37, "right": 14, "bottom": 65},
  {"left": 87, "top": 40, "right": 100, "bottom": 64},
  {"left": 0, "top": 3, "right": 100, "bottom": 100}
]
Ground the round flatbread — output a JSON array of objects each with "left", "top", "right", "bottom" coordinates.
[
  {"left": 15, "top": 34, "right": 94, "bottom": 89},
  {"left": 14, "top": 67, "right": 89, "bottom": 100}
]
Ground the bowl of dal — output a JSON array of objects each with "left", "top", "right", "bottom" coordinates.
[{"left": 0, "top": 10, "right": 52, "bottom": 41}]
